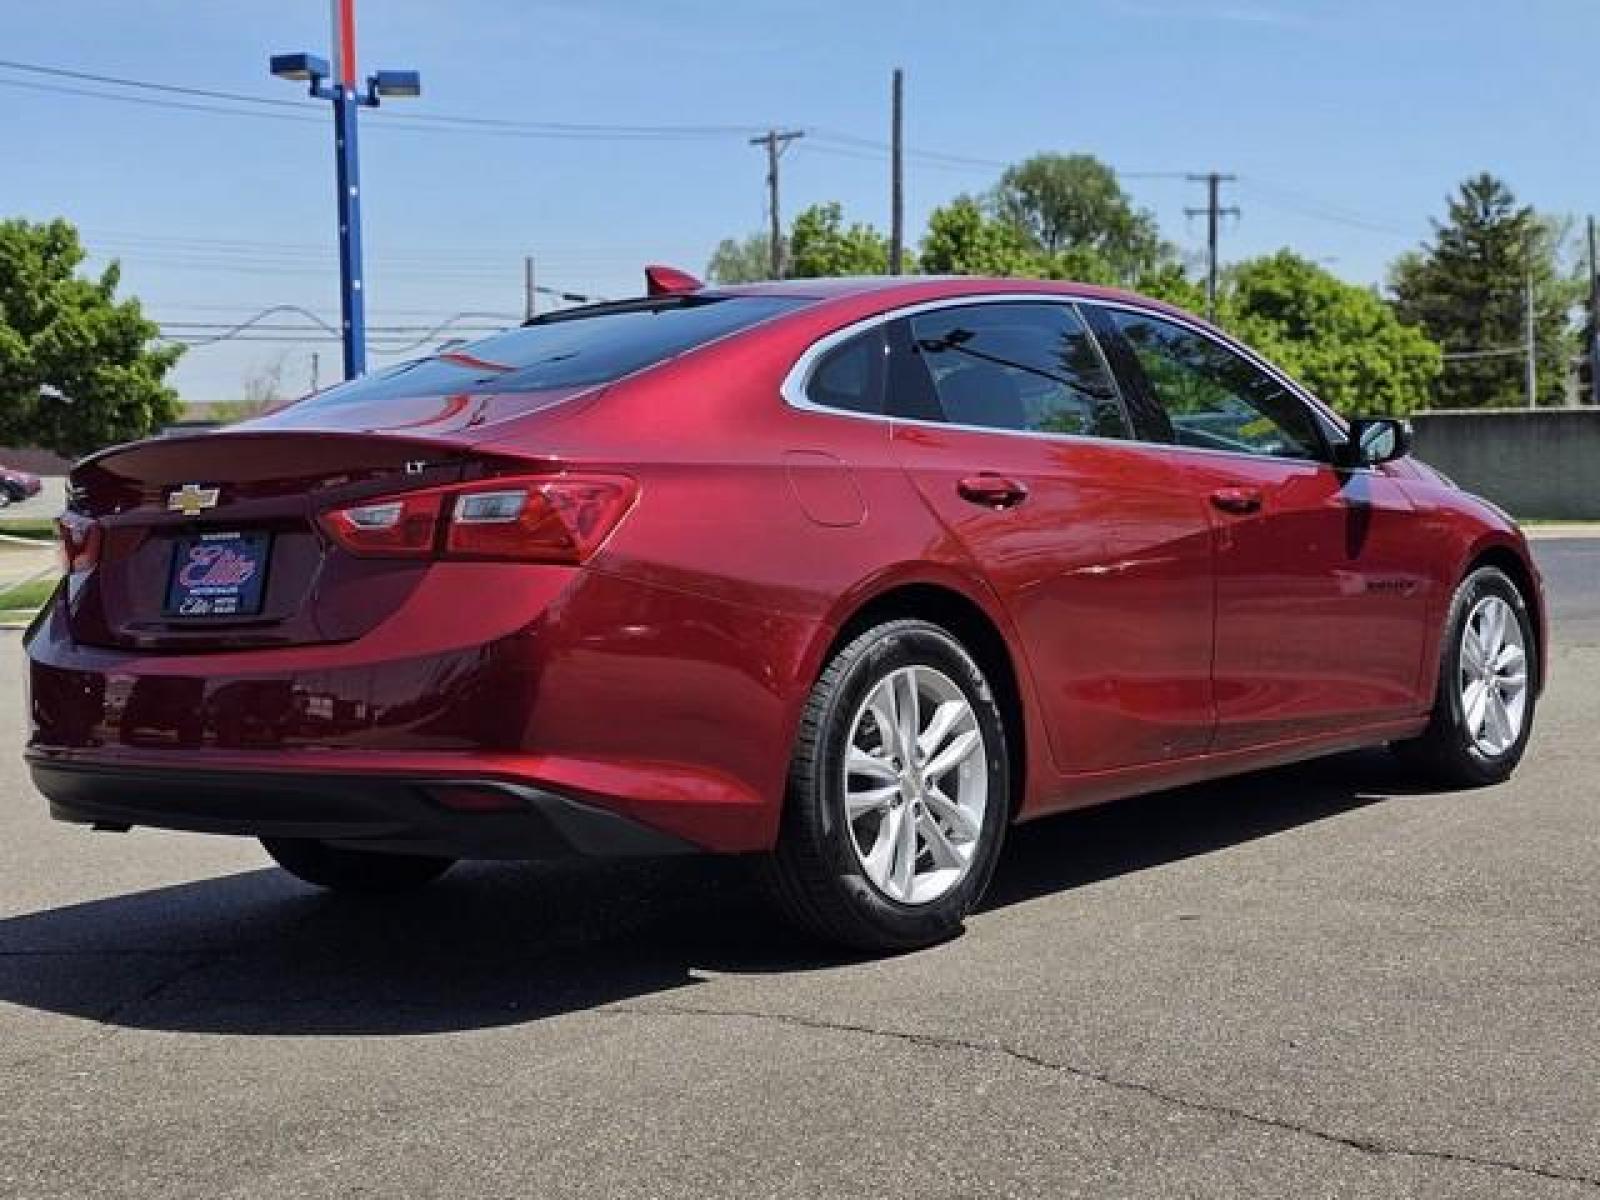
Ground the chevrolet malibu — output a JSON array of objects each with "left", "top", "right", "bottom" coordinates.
[{"left": 25, "top": 273, "right": 1544, "bottom": 951}]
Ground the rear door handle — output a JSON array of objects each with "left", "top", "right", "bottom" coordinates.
[
  {"left": 1210, "top": 486, "right": 1263, "bottom": 515},
  {"left": 957, "top": 474, "right": 1029, "bottom": 509}
]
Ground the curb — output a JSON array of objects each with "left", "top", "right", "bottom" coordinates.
[{"left": 1523, "top": 525, "right": 1600, "bottom": 541}]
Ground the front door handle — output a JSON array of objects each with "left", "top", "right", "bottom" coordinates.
[
  {"left": 1210, "top": 486, "right": 1263, "bottom": 515},
  {"left": 958, "top": 474, "right": 1029, "bottom": 509}
]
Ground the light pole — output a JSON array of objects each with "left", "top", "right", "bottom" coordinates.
[{"left": 270, "top": 6, "right": 420, "bottom": 381}]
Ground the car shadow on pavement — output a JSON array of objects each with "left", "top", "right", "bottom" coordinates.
[{"left": 0, "top": 748, "right": 1433, "bottom": 1039}]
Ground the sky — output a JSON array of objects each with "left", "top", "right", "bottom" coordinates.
[{"left": 5, "top": 0, "right": 1596, "bottom": 403}]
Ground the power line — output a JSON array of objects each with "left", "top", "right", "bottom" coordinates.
[
  {"left": 1240, "top": 178, "right": 1417, "bottom": 239},
  {"left": 0, "top": 58, "right": 768, "bottom": 140}
]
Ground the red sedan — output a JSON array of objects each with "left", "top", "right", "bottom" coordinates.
[{"left": 26, "top": 274, "right": 1544, "bottom": 950}]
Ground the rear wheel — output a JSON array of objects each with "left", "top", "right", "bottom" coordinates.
[
  {"left": 261, "top": 838, "right": 454, "bottom": 894},
  {"left": 1393, "top": 566, "right": 1536, "bottom": 787},
  {"left": 764, "top": 619, "right": 1009, "bottom": 952}
]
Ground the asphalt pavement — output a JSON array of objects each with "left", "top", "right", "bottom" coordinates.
[{"left": 1, "top": 539, "right": 1597, "bottom": 1199}]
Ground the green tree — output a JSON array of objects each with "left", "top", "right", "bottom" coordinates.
[
  {"left": 0, "top": 218, "right": 180, "bottom": 456},
  {"left": 1225, "top": 251, "right": 1441, "bottom": 417},
  {"left": 789, "top": 202, "right": 899, "bottom": 278},
  {"left": 705, "top": 232, "right": 773, "bottom": 284},
  {"left": 1131, "top": 263, "right": 1208, "bottom": 313},
  {"left": 1389, "top": 174, "right": 1576, "bottom": 409},
  {"left": 918, "top": 196, "right": 1044, "bottom": 277},
  {"left": 992, "top": 153, "right": 1169, "bottom": 283}
]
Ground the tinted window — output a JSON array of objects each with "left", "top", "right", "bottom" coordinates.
[
  {"left": 293, "top": 296, "right": 805, "bottom": 409},
  {"left": 898, "top": 303, "right": 1129, "bottom": 439},
  {"left": 806, "top": 328, "right": 885, "bottom": 414},
  {"left": 1106, "top": 310, "right": 1323, "bottom": 459}
]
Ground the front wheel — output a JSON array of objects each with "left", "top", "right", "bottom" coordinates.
[
  {"left": 261, "top": 838, "right": 455, "bottom": 894},
  {"left": 764, "top": 619, "right": 1010, "bottom": 952},
  {"left": 1393, "top": 565, "right": 1536, "bottom": 787}
]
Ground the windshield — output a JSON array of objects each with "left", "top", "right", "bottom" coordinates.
[{"left": 291, "top": 295, "right": 806, "bottom": 410}]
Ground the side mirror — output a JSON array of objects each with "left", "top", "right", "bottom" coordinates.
[{"left": 1335, "top": 417, "right": 1412, "bottom": 468}]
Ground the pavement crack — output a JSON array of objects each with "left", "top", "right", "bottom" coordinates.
[
  {"left": 0, "top": 906, "right": 326, "bottom": 1072},
  {"left": 616, "top": 1001, "right": 1600, "bottom": 1192}
]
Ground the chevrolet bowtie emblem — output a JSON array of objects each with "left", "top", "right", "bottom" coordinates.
[{"left": 168, "top": 483, "right": 220, "bottom": 517}]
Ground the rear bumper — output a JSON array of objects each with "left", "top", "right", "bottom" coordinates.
[
  {"left": 29, "top": 759, "right": 696, "bottom": 860},
  {"left": 24, "top": 566, "right": 828, "bottom": 854}
]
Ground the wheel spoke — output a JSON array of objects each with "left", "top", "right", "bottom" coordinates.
[
  {"left": 862, "top": 806, "right": 901, "bottom": 888},
  {"left": 1463, "top": 679, "right": 1490, "bottom": 737},
  {"left": 918, "top": 809, "right": 964, "bottom": 869},
  {"left": 868, "top": 688, "right": 901, "bottom": 760},
  {"left": 1461, "top": 628, "right": 1487, "bottom": 674},
  {"left": 1483, "top": 601, "right": 1506, "bottom": 659},
  {"left": 846, "top": 783, "right": 899, "bottom": 819},
  {"left": 924, "top": 785, "right": 980, "bottom": 841},
  {"left": 1493, "top": 643, "right": 1524, "bottom": 677},
  {"left": 1486, "top": 691, "right": 1512, "bottom": 749},
  {"left": 896, "top": 671, "right": 921, "bottom": 765},
  {"left": 846, "top": 745, "right": 899, "bottom": 783},
  {"left": 924, "top": 728, "right": 981, "bottom": 781},
  {"left": 891, "top": 803, "right": 919, "bottom": 898},
  {"left": 917, "top": 700, "right": 967, "bottom": 762}
]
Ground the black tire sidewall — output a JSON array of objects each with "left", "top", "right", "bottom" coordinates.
[
  {"left": 1436, "top": 568, "right": 1537, "bottom": 782},
  {"left": 802, "top": 622, "right": 1009, "bottom": 947}
]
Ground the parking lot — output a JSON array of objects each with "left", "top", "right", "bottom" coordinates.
[{"left": 0, "top": 537, "right": 1596, "bottom": 1199}]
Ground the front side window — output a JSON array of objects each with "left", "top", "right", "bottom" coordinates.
[
  {"left": 894, "top": 303, "right": 1130, "bottom": 439},
  {"left": 1105, "top": 310, "right": 1324, "bottom": 459}
]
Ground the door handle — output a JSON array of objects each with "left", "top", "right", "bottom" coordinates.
[
  {"left": 957, "top": 474, "right": 1029, "bottom": 509},
  {"left": 1210, "top": 486, "right": 1263, "bottom": 515}
]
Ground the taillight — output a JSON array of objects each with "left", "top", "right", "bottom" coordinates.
[
  {"left": 57, "top": 512, "right": 101, "bottom": 573},
  {"left": 319, "top": 475, "right": 635, "bottom": 564},
  {"left": 446, "top": 478, "right": 635, "bottom": 562},
  {"left": 319, "top": 491, "right": 445, "bottom": 558}
]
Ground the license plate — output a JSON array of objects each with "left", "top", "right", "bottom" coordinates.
[{"left": 164, "top": 531, "right": 271, "bottom": 618}]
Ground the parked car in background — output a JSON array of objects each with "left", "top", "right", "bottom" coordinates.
[
  {"left": 0, "top": 466, "right": 42, "bottom": 505},
  {"left": 24, "top": 272, "right": 1545, "bottom": 951}
]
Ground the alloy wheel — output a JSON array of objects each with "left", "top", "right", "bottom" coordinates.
[
  {"left": 1458, "top": 593, "right": 1528, "bottom": 758},
  {"left": 842, "top": 665, "right": 989, "bottom": 905}
]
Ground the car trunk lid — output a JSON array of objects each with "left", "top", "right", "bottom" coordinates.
[{"left": 66, "top": 429, "right": 494, "bottom": 650}]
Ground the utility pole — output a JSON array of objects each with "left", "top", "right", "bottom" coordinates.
[
  {"left": 1185, "top": 172, "right": 1238, "bottom": 322},
  {"left": 1525, "top": 265, "right": 1538, "bottom": 409},
  {"left": 889, "top": 69, "right": 905, "bottom": 275},
  {"left": 749, "top": 129, "right": 804, "bottom": 278},
  {"left": 524, "top": 256, "right": 537, "bottom": 321},
  {"left": 1588, "top": 215, "right": 1599, "bottom": 407},
  {"left": 310, "top": 351, "right": 320, "bottom": 393}
]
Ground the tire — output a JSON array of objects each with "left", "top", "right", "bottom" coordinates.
[
  {"left": 261, "top": 837, "right": 454, "bottom": 894},
  {"left": 1392, "top": 566, "right": 1537, "bottom": 787},
  {"left": 764, "top": 619, "right": 1010, "bottom": 952}
]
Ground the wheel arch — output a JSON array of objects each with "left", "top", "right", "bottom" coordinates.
[
  {"left": 1463, "top": 538, "right": 1546, "bottom": 695},
  {"left": 809, "top": 577, "right": 1035, "bottom": 822}
]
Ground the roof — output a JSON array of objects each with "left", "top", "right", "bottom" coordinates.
[{"left": 704, "top": 273, "right": 1206, "bottom": 326}]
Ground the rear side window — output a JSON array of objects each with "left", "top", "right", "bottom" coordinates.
[
  {"left": 293, "top": 295, "right": 805, "bottom": 409},
  {"left": 894, "top": 303, "right": 1130, "bottom": 439},
  {"left": 805, "top": 328, "right": 886, "bottom": 415},
  {"left": 1105, "top": 309, "right": 1324, "bottom": 459}
]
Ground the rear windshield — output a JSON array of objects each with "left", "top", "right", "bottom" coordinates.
[{"left": 293, "top": 295, "right": 805, "bottom": 409}]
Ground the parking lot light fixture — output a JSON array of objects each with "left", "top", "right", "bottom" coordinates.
[{"left": 268, "top": 2, "right": 421, "bottom": 381}]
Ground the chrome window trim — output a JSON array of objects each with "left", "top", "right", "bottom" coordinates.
[{"left": 778, "top": 290, "right": 1359, "bottom": 470}]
